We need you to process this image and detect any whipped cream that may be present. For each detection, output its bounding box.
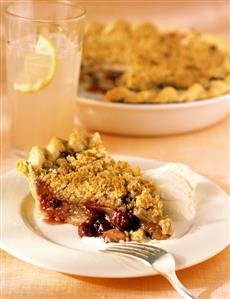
[144,163,197,222]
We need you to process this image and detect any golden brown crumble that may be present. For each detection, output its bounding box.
[17,129,172,241]
[81,20,230,103]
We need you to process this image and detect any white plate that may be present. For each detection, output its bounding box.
[75,93,230,136]
[1,155,229,278]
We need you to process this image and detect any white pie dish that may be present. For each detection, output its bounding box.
[75,93,230,136]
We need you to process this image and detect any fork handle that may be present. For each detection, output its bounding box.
[153,254,197,299]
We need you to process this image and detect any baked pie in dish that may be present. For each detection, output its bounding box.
[81,20,230,104]
[17,130,172,242]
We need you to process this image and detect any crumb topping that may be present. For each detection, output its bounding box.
[81,21,230,103]
[16,129,173,240]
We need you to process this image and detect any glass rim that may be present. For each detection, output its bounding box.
[5,1,86,23]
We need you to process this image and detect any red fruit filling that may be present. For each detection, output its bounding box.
[36,181,70,223]
[35,183,165,241]
[77,204,139,238]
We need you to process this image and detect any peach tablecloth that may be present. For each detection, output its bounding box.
[1,1,230,298]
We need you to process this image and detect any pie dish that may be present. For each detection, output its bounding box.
[75,92,230,136]
[16,130,172,242]
[81,20,230,104]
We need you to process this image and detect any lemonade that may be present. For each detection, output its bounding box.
[6,33,82,155]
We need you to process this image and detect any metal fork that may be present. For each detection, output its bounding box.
[102,242,196,299]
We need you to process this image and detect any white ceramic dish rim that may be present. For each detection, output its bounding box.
[76,93,230,110]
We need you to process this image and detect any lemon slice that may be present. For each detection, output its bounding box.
[14,35,57,93]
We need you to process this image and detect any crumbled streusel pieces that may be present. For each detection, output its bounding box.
[82,21,230,104]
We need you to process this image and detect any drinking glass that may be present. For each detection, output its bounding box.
[5,1,86,156]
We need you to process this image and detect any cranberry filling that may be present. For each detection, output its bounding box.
[83,70,123,93]
[78,222,96,237]
[104,70,123,82]
[77,205,139,238]
[35,183,164,241]
[36,181,70,223]
[111,210,139,231]
[78,205,112,238]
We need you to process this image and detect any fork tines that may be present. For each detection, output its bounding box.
[104,242,167,260]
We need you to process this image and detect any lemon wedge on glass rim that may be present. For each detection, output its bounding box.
[14,35,58,93]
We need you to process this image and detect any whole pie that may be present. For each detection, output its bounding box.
[17,130,172,242]
[81,20,230,104]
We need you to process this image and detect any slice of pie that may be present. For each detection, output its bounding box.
[17,129,172,242]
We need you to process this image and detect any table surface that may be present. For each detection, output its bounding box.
[1,1,230,299]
